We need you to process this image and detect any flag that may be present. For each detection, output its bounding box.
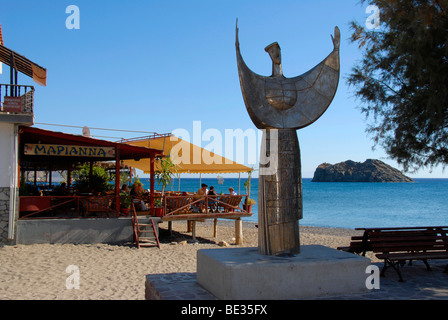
[0,23,3,74]
[32,64,47,86]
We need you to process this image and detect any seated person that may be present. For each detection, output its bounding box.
[130,183,137,196]
[195,183,208,211]
[56,182,68,196]
[132,198,148,211]
[207,186,218,212]
[228,187,237,195]
[130,183,148,211]
[208,186,216,196]
[196,183,208,197]
[136,183,146,197]
[121,184,130,194]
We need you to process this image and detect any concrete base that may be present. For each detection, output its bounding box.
[197,245,371,300]
[16,216,161,244]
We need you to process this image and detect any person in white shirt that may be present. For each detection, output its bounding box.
[228,187,237,195]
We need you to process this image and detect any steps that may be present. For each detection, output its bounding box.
[132,204,160,249]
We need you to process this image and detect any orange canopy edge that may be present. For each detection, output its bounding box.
[122,135,253,174]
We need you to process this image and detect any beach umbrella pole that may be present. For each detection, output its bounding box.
[238,173,241,194]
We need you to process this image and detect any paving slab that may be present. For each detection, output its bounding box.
[146,260,448,300]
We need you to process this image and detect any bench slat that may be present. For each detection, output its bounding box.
[377,252,448,260]
[369,235,445,242]
[356,226,448,231]
[370,231,446,238]
[372,242,448,252]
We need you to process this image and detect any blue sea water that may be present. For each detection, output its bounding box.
[139,177,448,230]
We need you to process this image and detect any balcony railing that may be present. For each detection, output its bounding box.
[0,84,34,114]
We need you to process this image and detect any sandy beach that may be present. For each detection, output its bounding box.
[0,221,375,300]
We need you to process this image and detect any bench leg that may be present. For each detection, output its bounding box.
[382,259,404,282]
[393,261,405,282]
[422,259,432,271]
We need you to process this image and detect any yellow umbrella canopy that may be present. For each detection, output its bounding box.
[122,135,252,174]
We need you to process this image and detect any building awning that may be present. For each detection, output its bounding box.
[122,135,253,174]
[0,24,3,46]
[0,44,47,86]
[19,126,164,171]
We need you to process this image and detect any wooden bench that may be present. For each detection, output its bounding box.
[218,195,244,213]
[337,234,371,256]
[166,195,193,215]
[80,196,114,217]
[339,226,448,281]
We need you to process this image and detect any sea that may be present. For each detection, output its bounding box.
[139,177,448,230]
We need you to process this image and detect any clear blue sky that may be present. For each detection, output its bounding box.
[1,0,446,178]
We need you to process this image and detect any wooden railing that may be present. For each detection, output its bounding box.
[0,84,34,114]
[163,194,248,217]
[18,193,252,220]
[119,132,172,144]
[19,195,118,219]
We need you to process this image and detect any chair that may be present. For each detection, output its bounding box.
[166,195,193,215]
[80,196,113,217]
[207,195,219,212]
[218,195,243,213]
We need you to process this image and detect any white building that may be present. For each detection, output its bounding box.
[0,29,47,244]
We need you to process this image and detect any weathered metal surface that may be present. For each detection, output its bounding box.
[236,23,340,130]
[236,21,340,256]
[258,129,302,255]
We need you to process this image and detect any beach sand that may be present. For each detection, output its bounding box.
[0,221,374,300]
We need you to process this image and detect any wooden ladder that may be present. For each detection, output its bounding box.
[132,204,160,249]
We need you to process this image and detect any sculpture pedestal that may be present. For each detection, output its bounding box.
[197,245,371,300]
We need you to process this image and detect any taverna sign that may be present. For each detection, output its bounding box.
[24,144,115,158]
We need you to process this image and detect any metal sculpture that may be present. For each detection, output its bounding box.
[236,21,340,256]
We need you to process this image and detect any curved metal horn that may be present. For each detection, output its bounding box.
[236,23,340,130]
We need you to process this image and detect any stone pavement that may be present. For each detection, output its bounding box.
[145,260,448,300]
[146,272,216,300]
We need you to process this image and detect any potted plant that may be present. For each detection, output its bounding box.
[243,198,257,213]
[154,198,164,217]
[120,192,131,215]
[155,156,177,196]
[154,156,177,216]
[243,168,256,212]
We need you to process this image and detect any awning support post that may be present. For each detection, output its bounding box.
[115,146,120,212]
[150,155,155,214]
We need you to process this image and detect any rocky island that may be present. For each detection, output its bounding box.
[311,159,414,182]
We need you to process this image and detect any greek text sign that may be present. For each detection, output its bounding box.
[3,96,22,112]
[24,144,115,158]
